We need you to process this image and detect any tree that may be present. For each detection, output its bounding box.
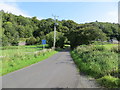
[1,10,119,47]
[3,21,19,45]
[2,35,9,46]
[26,37,36,45]
[17,15,31,26]
[46,31,65,48]
[61,20,77,29]
[116,24,120,41]
[16,25,25,38]
[36,37,41,44]
[68,26,107,49]
[24,25,33,38]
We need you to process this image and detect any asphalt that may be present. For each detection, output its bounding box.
[2,50,99,88]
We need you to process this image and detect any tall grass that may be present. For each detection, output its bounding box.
[71,44,119,88]
[2,49,57,75]
[1,44,49,57]
[1,45,57,76]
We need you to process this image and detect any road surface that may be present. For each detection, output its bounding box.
[2,50,99,88]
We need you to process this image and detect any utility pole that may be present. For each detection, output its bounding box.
[52,15,59,49]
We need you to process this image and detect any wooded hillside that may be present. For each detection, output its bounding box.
[1,10,119,48]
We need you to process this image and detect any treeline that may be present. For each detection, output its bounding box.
[1,10,120,48]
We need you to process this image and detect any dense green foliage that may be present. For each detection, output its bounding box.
[68,26,107,49]
[97,75,120,88]
[46,31,65,48]
[1,10,119,49]
[26,37,37,45]
[71,44,119,88]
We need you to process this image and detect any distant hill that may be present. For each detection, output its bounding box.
[1,10,119,48]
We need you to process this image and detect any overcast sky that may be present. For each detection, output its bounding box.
[0,0,119,24]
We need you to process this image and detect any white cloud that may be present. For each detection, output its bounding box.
[0,2,31,17]
[107,11,118,17]
[84,10,118,23]
[105,10,118,23]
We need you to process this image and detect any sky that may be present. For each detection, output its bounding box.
[0,0,119,24]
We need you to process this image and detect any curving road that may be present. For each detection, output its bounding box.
[2,50,99,88]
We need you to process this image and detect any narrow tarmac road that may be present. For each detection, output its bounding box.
[2,50,99,88]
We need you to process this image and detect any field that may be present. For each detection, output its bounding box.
[71,44,120,88]
[0,44,57,76]
[1,44,49,57]
[97,44,118,50]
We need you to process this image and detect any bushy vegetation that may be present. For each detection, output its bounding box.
[68,27,107,49]
[71,44,119,88]
[97,75,120,88]
[111,45,120,53]
[1,45,57,75]
[92,41,111,45]
[46,31,65,48]
[26,37,37,45]
[1,10,119,49]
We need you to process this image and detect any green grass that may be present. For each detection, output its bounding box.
[2,50,57,75]
[1,44,57,76]
[71,44,119,88]
[1,44,48,57]
[97,44,118,50]
[64,44,70,47]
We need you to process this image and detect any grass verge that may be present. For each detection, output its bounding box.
[71,44,120,88]
[2,49,57,76]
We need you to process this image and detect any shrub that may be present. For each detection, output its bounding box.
[36,37,41,44]
[93,45,106,51]
[71,45,118,78]
[46,31,65,48]
[71,44,119,87]
[111,46,120,53]
[97,75,120,88]
[11,41,19,46]
[92,41,110,45]
[26,37,36,45]
[75,45,106,54]
[2,36,10,46]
